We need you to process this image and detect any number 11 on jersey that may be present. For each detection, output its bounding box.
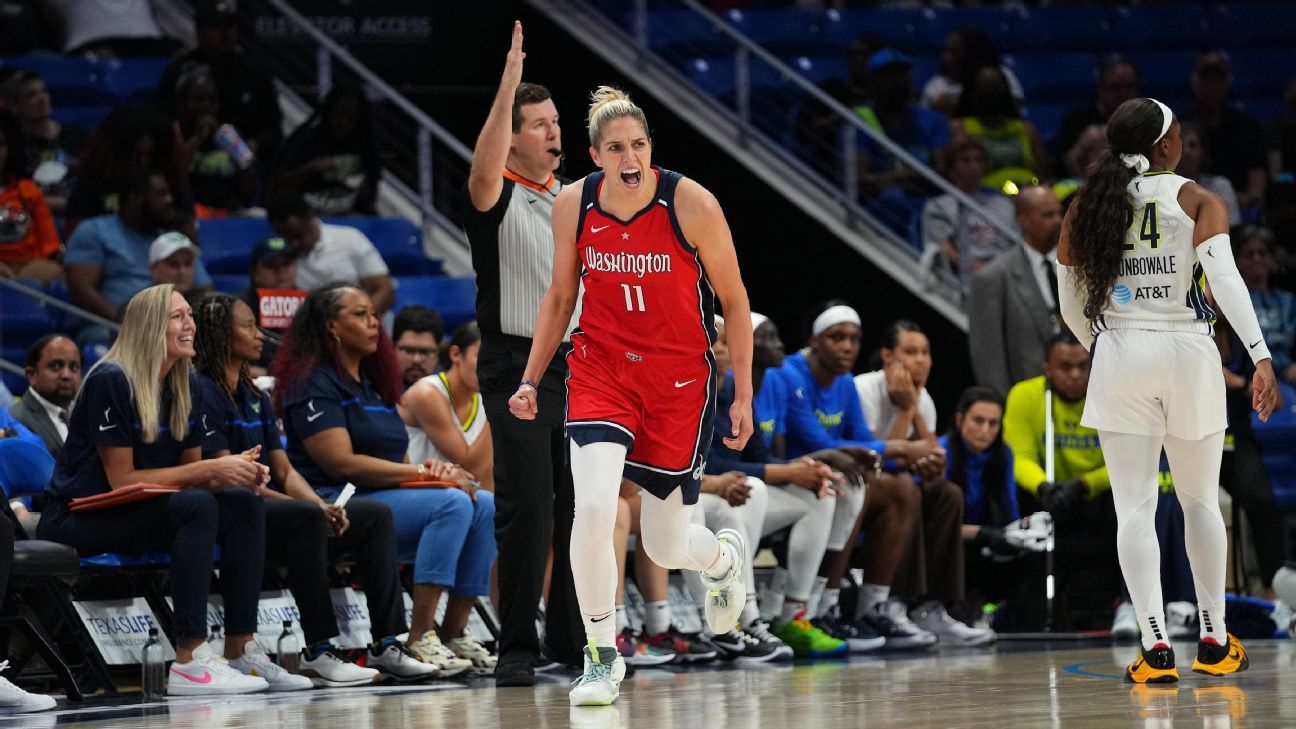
[621,283,646,312]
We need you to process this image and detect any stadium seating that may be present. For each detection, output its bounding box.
[394,275,477,330]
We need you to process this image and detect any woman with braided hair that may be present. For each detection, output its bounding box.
[191,292,435,685]
[1057,97,1280,683]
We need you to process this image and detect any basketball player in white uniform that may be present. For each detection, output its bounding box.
[1056,97,1280,683]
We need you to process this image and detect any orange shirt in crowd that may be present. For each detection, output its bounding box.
[0,178,60,263]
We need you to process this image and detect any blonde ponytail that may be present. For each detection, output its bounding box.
[587,85,650,148]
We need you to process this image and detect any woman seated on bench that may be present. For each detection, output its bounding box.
[191,292,436,686]
[273,284,497,676]
[37,284,269,697]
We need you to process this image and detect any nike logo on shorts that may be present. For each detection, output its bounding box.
[674,379,696,388]
[307,412,325,422]
[99,424,117,431]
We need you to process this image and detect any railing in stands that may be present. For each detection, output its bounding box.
[594,0,1028,299]
[242,0,474,261]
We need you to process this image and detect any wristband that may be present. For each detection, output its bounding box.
[519,379,538,390]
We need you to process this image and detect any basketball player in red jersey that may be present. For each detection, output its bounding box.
[510,86,753,706]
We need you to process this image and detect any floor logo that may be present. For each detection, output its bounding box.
[1112,284,1132,305]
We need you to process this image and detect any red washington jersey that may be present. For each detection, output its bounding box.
[573,166,717,362]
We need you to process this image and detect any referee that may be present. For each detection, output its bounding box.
[465,21,583,686]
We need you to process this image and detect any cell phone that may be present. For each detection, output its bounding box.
[333,483,356,509]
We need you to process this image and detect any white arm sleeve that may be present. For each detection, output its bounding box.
[1198,233,1272,364]
[1056,262,1095,351]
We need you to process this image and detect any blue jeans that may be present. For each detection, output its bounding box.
[342,487,495,595]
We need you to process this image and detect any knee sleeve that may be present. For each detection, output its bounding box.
[826,483,865,552]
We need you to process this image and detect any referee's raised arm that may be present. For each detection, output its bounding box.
[469,20,526,212]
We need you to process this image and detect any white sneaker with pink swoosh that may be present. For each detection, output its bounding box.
[168,642,269,696]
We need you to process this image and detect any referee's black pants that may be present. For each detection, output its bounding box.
[478,335,583,666]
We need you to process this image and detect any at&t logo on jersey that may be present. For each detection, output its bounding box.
[1112,284,1132,305]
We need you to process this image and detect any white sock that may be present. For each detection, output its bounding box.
[818,588,841,619]
[806,576,828,617]
[1199,604,1226,645]
[780,598,808,624]
[615,605,629,634]
[1139,610,1169,651]
[859,583,891,616]
[583,610,616,649]
[704,542,735,581]
[644,600,671,636]
[740,594,761,628]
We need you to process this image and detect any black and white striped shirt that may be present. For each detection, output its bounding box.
[464,174,578,339]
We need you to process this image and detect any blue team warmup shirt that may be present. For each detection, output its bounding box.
[707,372,780,480]
[776,351,886,459]
[281,365,407,495]
[194,373,281,469]
[753,368,789,442]
[47,361,201,500]
[940,434,1020,527]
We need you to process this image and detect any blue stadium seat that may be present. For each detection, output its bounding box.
[51,105,111,131]
[826,10,926,54]
[322,217,439,275]
[394,276,476,330]
[211,274,246,295]
[1254,382,1296,513]
[0,279,55,336]
[648,11,736,60]
[1108,6,1211,50]
[98,57,169,102]
[789,55,846,86]
[918,7,1016,53]
[196,217,272,274]
[1121,50,1196,102]
[1210,4,1296,48]
[683,57,800,104]
[1004,52,1098,104]
[1,53,112,105]
[1228,49,1296,99]
[1024,103,1071,147]
[1006,7,1111,53]
[0,368,24,401]
[728,10,823,57]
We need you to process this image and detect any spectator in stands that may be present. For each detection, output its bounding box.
[37,284,270,697]
[402,320,494,490]
[65,168,214,345]
[855,49,950,193]
[266,190,394,313]
[65,104,190,239]
[167,64,255,217]
[191,292,434,685]
[1054,58,1140,174]
[0,110,60,282]
[148,231,200,296]
[45,0,178,57]
[1176,121,1242,227]
[158,1,282,164]
[1,69,89,214]
[238,236,305,374]
[9,334,80,458]
[776,303,942,650]
[1217,313,1288,601]
[1235,225,1296,382]
[707,313,846,657]
[968,185,1062,396]
[920,135,1017,284]
[1267,76,1296,180]
[1185,51,1267,214]
[392,304,446,390]
[273,283,495,675]
[794,32,883,181]
[854,320,993,646]
[1053,123,1108,209]
[944,386,1047,631]
[952,67,1050,193]
[922,27,1024,119]
[274,82,381,216]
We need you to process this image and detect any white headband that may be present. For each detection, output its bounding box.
[812,305,861,336]
[1119,98,1174,173]
[750,312,769,333]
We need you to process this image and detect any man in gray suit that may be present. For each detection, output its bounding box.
[8,334,81,458]
[968,186,1064,396]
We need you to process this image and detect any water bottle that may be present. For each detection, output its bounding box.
[276,620,301,672]
[141,628,166,700]
[214,123,255,170]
